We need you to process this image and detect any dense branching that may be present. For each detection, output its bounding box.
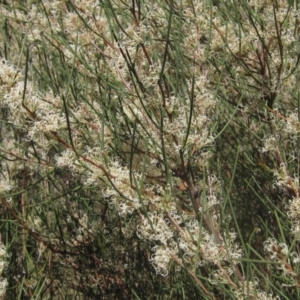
[0,0,300,299]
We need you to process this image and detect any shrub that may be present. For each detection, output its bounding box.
[0,0,300,299]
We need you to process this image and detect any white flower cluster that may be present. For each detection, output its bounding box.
[0,168,12,194]
[264,238,297,278]
[234,279,280,300]
[137,212,174,244]
[0,243,9,299]
[259,136,278,153]
[150,245,175,277]
[1,0,299,297]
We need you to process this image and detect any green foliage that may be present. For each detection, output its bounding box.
[0,0,300,299]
